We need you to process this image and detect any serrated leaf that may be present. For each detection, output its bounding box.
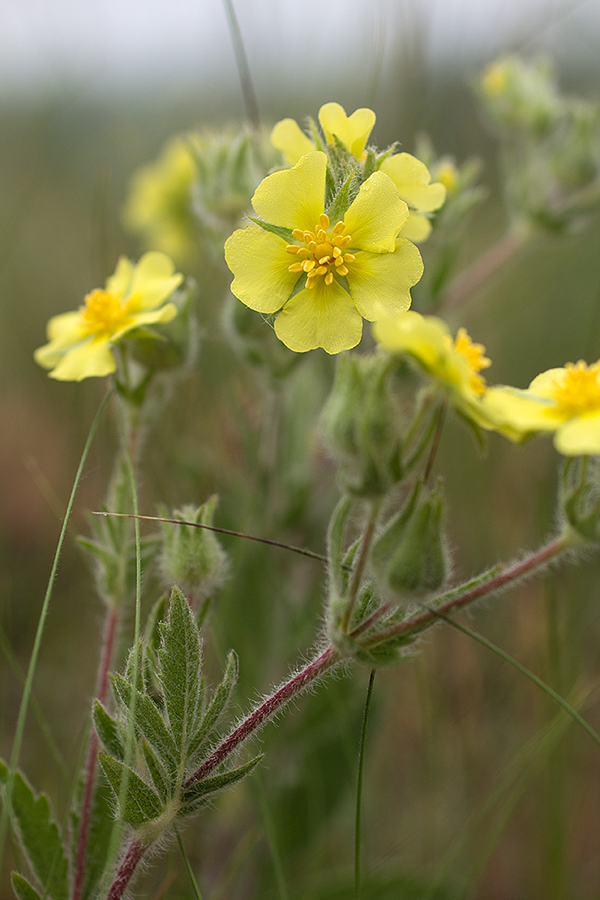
[99,754,163,828]
[180,754,263,816]
[11,873,43,900]
[158,587,203,757]
[5,771,69,900]
[246,216,295,243]
[187,650,238,761]
[93,701,124,761]
[111,674,178,772]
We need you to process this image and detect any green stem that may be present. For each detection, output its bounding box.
[0,388,112,867]
[355,670,376,900]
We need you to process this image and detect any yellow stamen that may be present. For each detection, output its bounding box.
[452,327,491,395]
[287,216,355,289]
[549,361,600,414]
[80,289,130,337]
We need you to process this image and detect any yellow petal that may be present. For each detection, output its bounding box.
[45,311,86,346]
[374,310,449,367]
[271,118,315,166]
[274,280,363,354]
[251,151,326,232]
[49,338,116,381]
[111,303,178,341]
[106,256,133,298]
[318,103,376,158]
[554,411,600,456]
[225,224,299,314]
[481,386,561,432]
[400,212,432,243]
[349,240,423,321]
[380,153,446,212]
[126,252,183,310]
[343,173,409,252]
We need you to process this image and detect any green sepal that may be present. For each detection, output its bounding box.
[179,754,264,816]
[99,754,163,828]
[11,873,43,900]
[362,147,379,180]
[187,650,238,761]
[246,216,295,243]
[158,586,203,757]
[326,171,355,224]
[326,495,355,597]
[111,674,178,772]
[93,700,125,761]
[0,769,69,900]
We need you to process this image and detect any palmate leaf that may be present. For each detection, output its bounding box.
[158,587,203,758]
[99,754,163,829]
[0,764,69,900]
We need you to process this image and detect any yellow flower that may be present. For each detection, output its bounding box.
[34,252,183,381]
[271,102,376,166]
[224,151,423,354]
[372,311,503,429]
[484,361,600,455]
[123,136,198,264]
[379,153,446,243]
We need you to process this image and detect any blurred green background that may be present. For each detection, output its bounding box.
[1,1,600,898]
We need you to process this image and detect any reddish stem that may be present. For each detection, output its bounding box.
[73,606,119,900]
[106,838,146,900]
[184,645,339,789]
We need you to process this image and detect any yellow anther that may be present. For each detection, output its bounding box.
[286,214,354,291]
[337,266,349,277]
[288,262,304,273]
[292,229,305,241]
[333,221,345,234]
[325,272,334,285]
[286,244,299,254]
[319,213,330,228]
[81,289,128,336]
[344,253,355,263]
[550,361,600,413]
[303,259,316,272]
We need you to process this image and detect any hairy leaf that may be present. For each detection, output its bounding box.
[111,674,178,772]
[187,650,238,760]
[99,754,163,828]
[11,873,43,900]
[93,701,124,761]
[158,587,203,757]
[2,770,69,900]
[180,754,263,816]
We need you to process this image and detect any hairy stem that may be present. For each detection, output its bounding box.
[73,605,119,900]
[106,838,146,900]
[363,534,568,649]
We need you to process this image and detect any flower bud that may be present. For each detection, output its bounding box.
[559,457,600,545]
[371,480,448,597]
[320,353,404,497]
[158,497,228,600]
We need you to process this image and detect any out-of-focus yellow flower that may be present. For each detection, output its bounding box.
[224,151,423,354]
[433,158,460,195]
[271,102,376,166]
[34,252,183,381]
[482,59,510,97]
[380,153,447,243]
[372,310,515,433]
[484,361,600,455]
[123,136,199,264]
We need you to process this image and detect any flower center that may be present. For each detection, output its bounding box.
[452,327,491,395]
[286,214,355,290]
[549,360,600,414]
[80,289,130,337]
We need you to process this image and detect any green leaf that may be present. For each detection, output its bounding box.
[141,741,171,801]
[69,774,115,900]
[326,171,355,224]
[111,674,178,772]
[180,754,264,816]
[99,754,163,829]
[93,701,124,761]
[187,650,238,760]
[11,873,43,900]
[4,771,69,900]
[158,587,203,757]
[246,216,295,243]
[326,495,354,596]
